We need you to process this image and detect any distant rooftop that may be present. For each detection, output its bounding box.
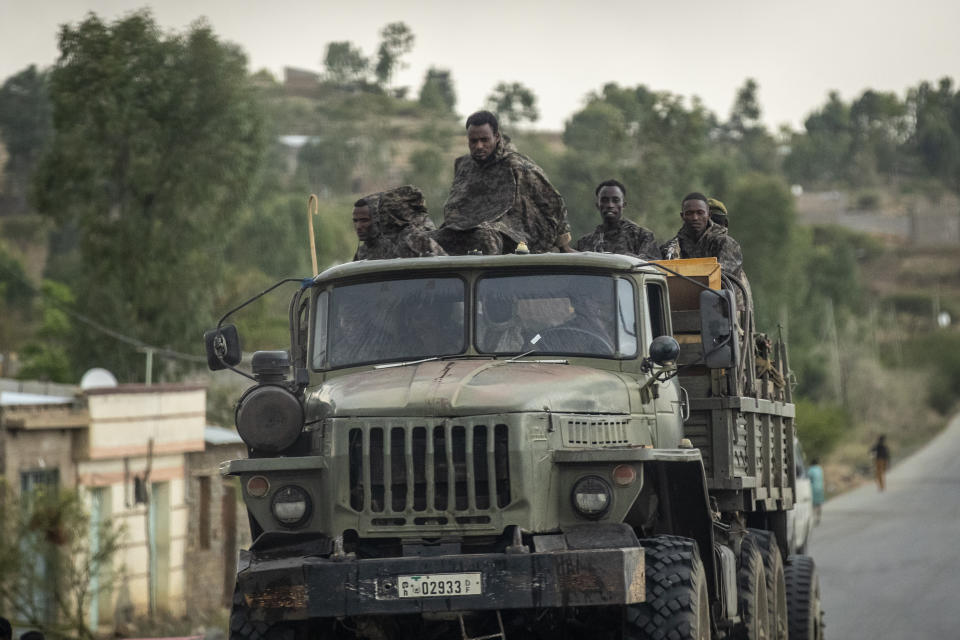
[278,134,311,148]
[205,425,243,446]
[0,390,74,406]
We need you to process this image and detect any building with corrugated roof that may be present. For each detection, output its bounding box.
[0,379,244,629]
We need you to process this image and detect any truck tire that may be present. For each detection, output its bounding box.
[748,529,788,640]
[624,536,710,640]
[733,533,770,640]
[784,555,824,640]
[230,586,302,640]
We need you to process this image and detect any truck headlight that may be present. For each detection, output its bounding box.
[571,476,612,519]
[271,485,311,527]
[235,385,304,453]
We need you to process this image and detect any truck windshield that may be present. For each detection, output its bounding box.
[476,274,635,358]
[314,277,466,369]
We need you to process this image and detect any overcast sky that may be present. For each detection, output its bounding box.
[2,0,958,132]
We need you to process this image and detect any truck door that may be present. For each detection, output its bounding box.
[645,281,684,446]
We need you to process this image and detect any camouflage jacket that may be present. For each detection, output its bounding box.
[574,218,662,259]
[441,136,570,253]
[353,186,446,261]
[660,222,743,277]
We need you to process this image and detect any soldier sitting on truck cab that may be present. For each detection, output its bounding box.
[435,110,573,255]
[353,186,446,261]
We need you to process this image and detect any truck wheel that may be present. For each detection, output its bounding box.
[784,555,824,640]
[624,536,710,640]
[748,529,788,640]
[733,533,770,640]
[230,586,302,640]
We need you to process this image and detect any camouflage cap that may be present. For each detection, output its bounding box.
[707,197,728,228]
[363,185,432,234]
[707,198,727,215]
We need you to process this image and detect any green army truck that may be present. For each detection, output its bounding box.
[205,252,824,640]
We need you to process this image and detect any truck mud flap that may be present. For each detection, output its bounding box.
[237,547,645,620]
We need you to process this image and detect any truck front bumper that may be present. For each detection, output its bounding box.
[237,546,645,620]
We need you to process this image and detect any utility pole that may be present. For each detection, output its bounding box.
[823,298,845,407]
[138,347,155,385]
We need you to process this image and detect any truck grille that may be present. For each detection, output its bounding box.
[564,418,629,447]
[348,423,511,519]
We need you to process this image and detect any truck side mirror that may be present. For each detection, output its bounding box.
[699,289,739,369]
[649,335,680,366]
[204,324,242,370]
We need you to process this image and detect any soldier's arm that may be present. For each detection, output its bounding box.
[716,235,744,275]
[660,237,680,260]
[634,228,663,260]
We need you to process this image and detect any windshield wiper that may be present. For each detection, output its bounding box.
[373,356,444,369]
[505,334,542,362]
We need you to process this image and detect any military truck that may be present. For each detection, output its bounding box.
[206,252,824,640]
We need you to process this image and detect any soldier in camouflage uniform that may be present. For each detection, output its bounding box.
[573,179,661,259]
[436,111,573,255]
[353,186,446,261]
[707,197,729,228]
[659,192,743,278]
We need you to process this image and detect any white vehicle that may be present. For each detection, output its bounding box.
[788,437,815,554]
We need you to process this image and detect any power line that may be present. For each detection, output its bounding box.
[0,261,206,364]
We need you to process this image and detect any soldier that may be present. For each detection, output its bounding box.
[574,179,661,259]
[660,192,744,279]
[707,197,728,228]
[436,110,573,255]
[353,186,446,261]
[352,198,390,261]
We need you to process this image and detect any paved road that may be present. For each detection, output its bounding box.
[809,413,960,639]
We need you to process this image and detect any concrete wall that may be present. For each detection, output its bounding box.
[184,442,251,612]
[1,383,208,629]
[86,385,205,460]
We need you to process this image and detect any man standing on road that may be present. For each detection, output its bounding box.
[436,110,573,255]
[870,435,891,491]
[573,180,661,259]
[808,458,825,524]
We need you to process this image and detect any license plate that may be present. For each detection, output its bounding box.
[398,572,482,598]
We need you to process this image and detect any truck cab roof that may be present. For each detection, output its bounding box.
[313,252,663,284]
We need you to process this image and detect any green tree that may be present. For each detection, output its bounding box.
[557,83,718,237]
[404,147,449,218]
[0,244,35,375]
[562,102,628,156]
[0,483,122,639]
[486,82,540,126]
[32,11,267,381]
[374,22,414,87]
[296,132,360,195]
[0,65,53,212]
[785,91,854,186]
[911,79,960,190]
[848,89,908,181]
[16,280,74,382]
[727,173,801,329]
[725,79,778,172]
[728,78,762,135]
[418,67,456,113]
[324,41,369,85]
